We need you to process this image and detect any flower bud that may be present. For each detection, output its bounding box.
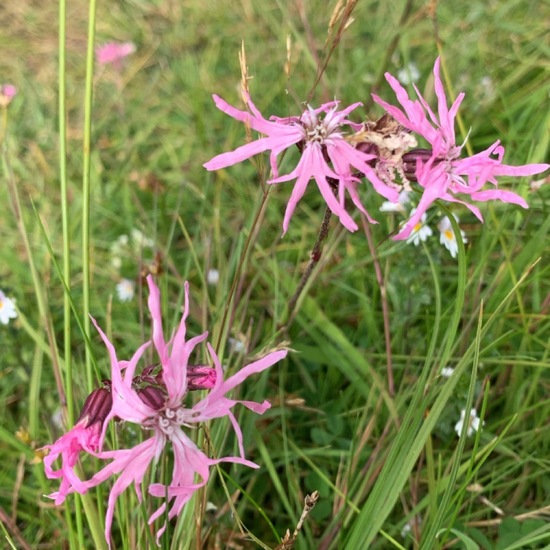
[402,148,433,180]
[76,385,112,429]
[187,365,217,390]
[137,385,166,410]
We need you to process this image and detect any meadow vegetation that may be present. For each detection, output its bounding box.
[1,0,549,548]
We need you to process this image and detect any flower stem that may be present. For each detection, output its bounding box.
[58,0,72,421]
[82,0,97,392]
[214,187,271,355]
[285,205,333,327]
[361,216,394,396]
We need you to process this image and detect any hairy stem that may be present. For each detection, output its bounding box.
[362,215,394,395]
[285,205,333,327]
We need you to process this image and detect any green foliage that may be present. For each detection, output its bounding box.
[0,0,549,548]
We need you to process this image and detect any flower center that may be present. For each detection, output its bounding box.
[154,406,186,438]
[305,123,328,143]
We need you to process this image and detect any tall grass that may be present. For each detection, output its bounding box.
[0,0,549,548]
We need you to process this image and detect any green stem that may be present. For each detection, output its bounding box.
[82,0,97,391]
[284,205,332,328]
[58,0,72,422]
[214,187,271,355]
[58,0,86,546]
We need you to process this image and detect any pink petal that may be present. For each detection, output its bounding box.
[95,42,135,64]
[469,189,528,207]
[146,275,168,365]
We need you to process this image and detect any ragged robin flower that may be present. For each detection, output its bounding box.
[372,57,549,239]
[204,91,399,233]
[43,275,286,546]
[43,384,113,504]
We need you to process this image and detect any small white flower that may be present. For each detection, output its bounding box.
[438,215,467,258]
[401,517,421,539]
[110,234,128,269]
[205,501,218,513]
[530,177,548,192]
[397,62,420,85]
[111,230,155,270]
[477,75,496,103]
[207,269,220,286]
[51,408,65,430]
[406,210,433,246]
[441,367,454,378]
[0,290,17,325]
[116,278,135,302]
[454,408,482,438]
[228,337,246,353]
[130,228,154,251]
[380,190,411,213]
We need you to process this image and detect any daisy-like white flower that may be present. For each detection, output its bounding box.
[454,408,482,438]
[115,278,135,301]
[204,91,399,233]
[0,290,17,325]
[95,42,135,66]
[372,58,549,240]
[438,215,467,258]
[405,209,432,246]
[44,275,287,546]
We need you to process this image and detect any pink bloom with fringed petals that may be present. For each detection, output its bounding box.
[51,275,286,546]
[43,385,113,504]
[373,57,549,240]
[204,92,398,233]
[43,419,102,505]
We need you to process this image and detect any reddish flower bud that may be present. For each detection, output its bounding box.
[76,385,112,429]
[402,148,433,181]
[187,365,217,390]
[137,385,166,410]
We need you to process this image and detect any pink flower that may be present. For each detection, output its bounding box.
[42,386,112,504]
[373,58,549,239]
[95,42,135,66]
[204,92,398,233]
[46,275,287,546]
[0,84,17,107]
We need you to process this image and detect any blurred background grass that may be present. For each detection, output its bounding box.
[1,0,549,548]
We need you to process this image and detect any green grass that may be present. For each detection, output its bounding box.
[1,0,549,548]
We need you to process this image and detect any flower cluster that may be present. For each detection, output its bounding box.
[380,193,467,258]
[205,58,548,240]
[43,275,286,546]
[42,55,548,547]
